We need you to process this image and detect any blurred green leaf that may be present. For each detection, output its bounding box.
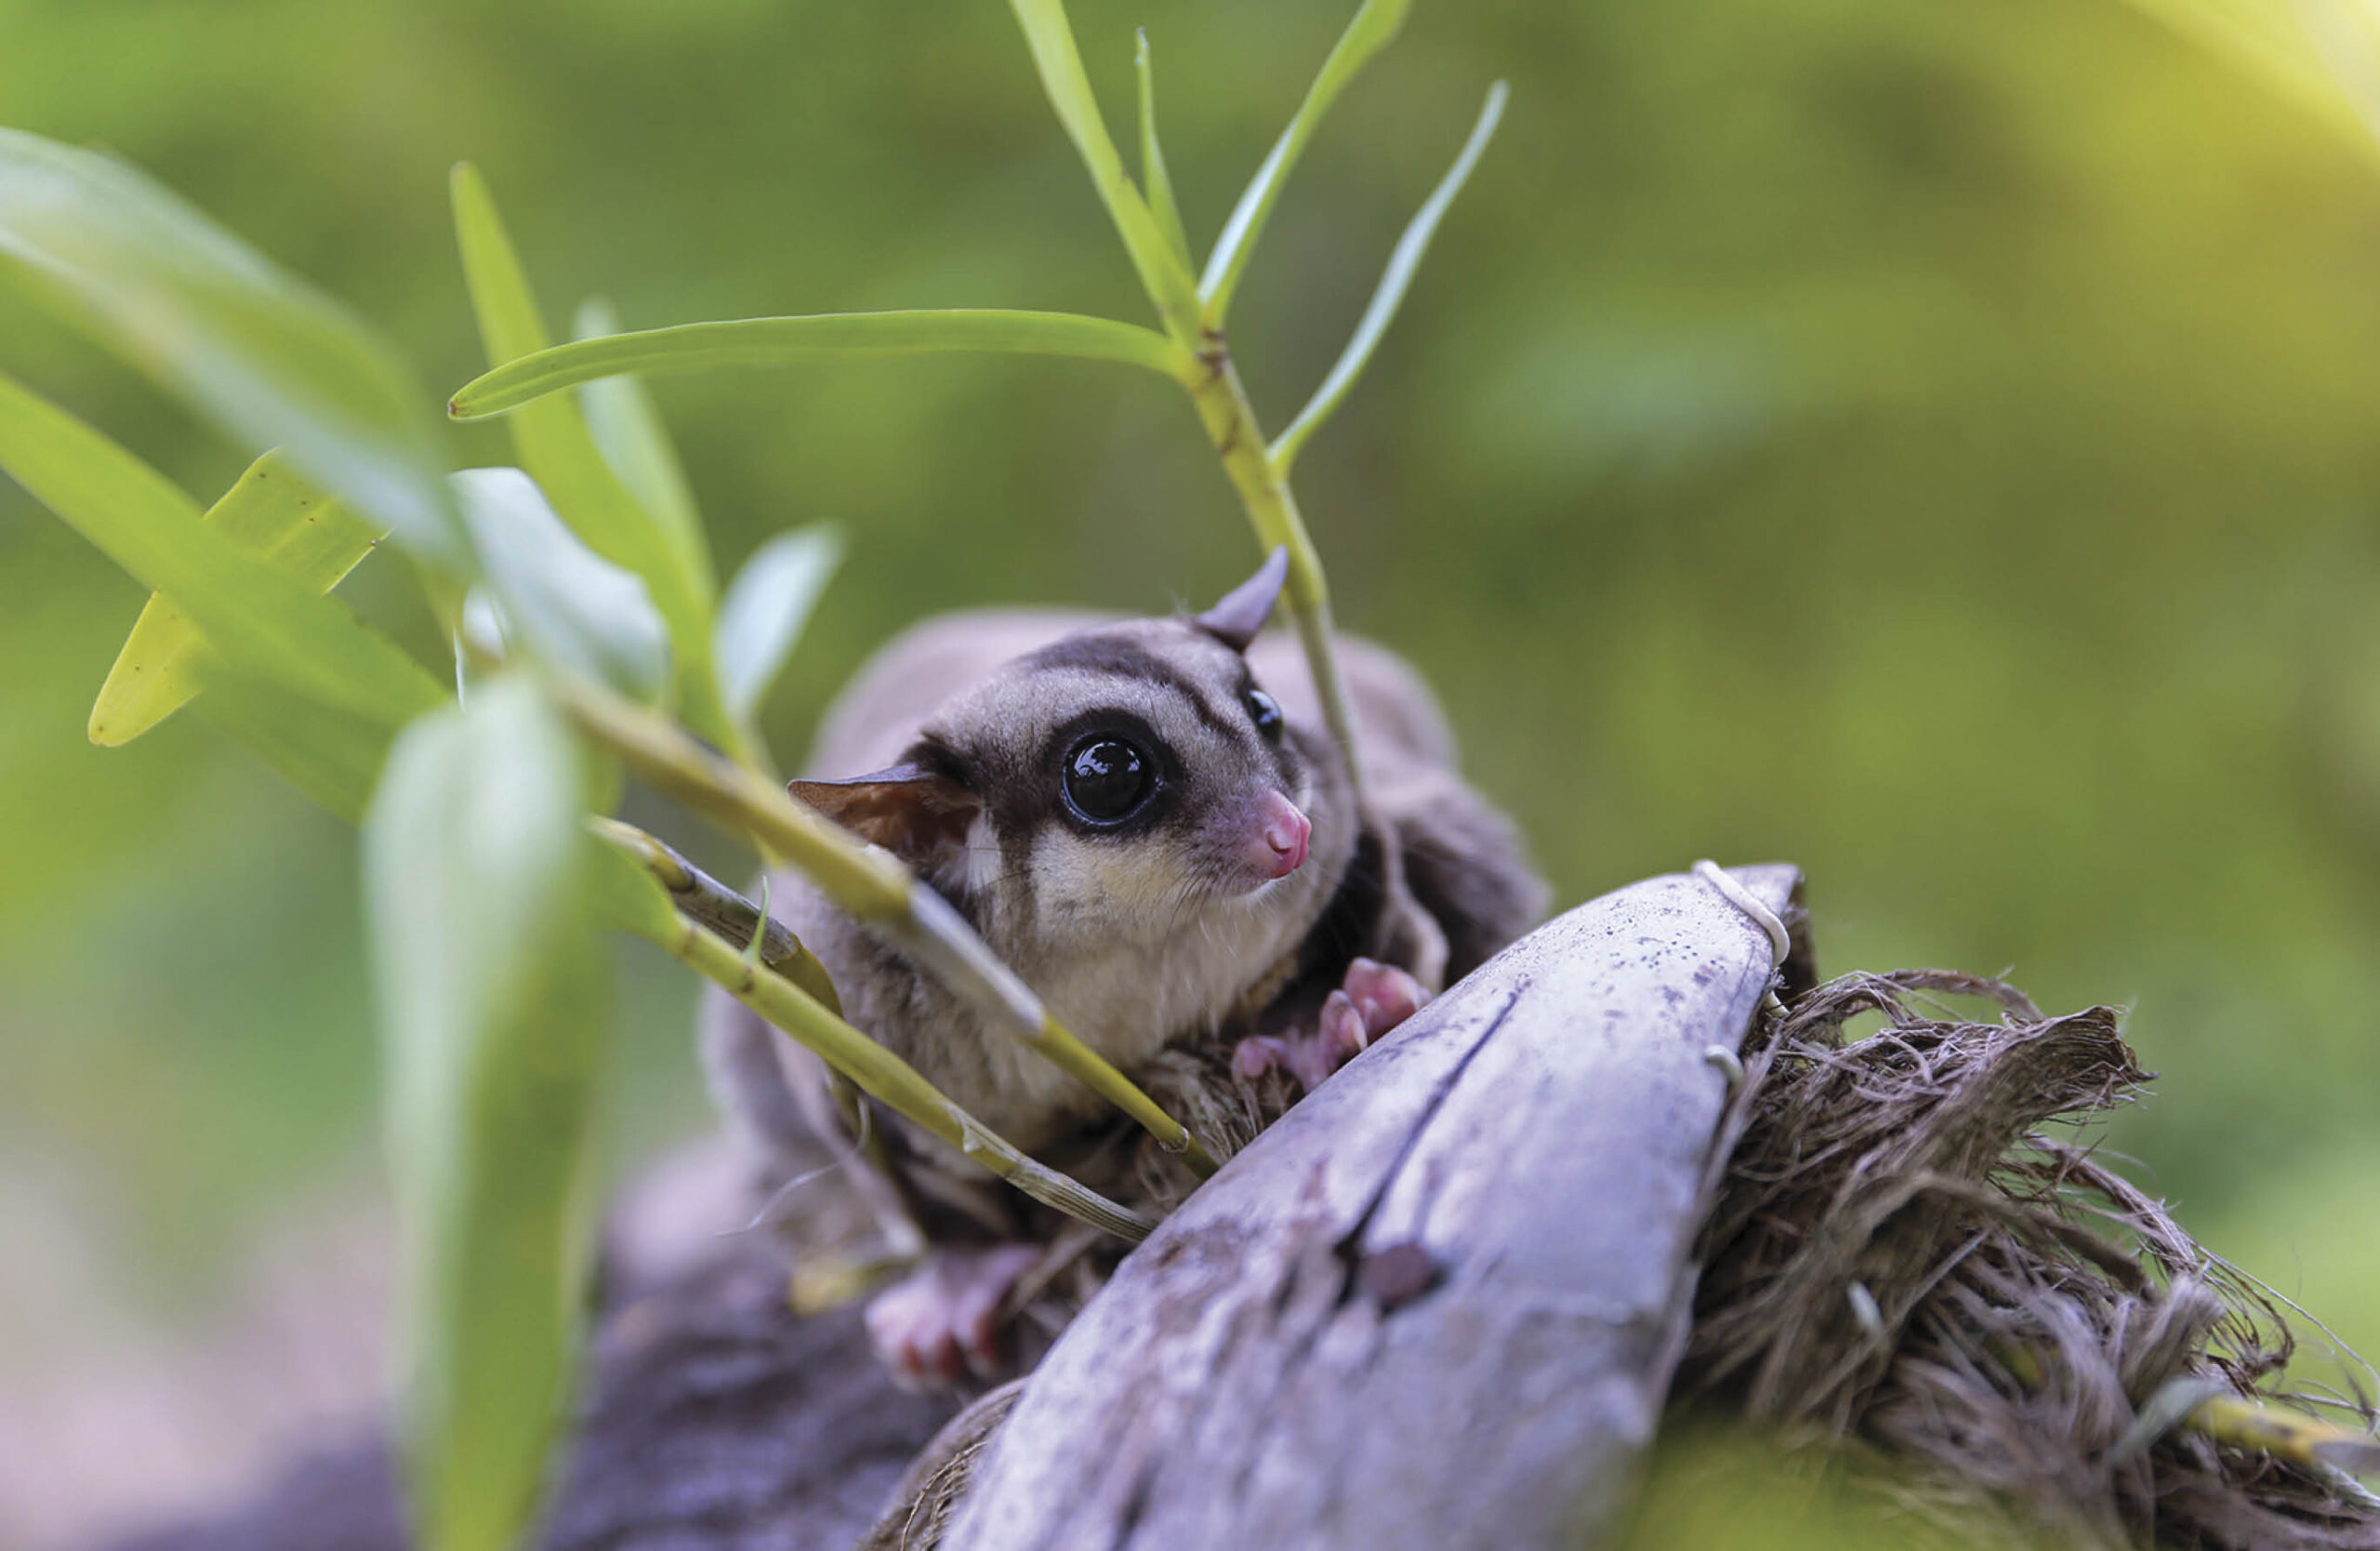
[715,524,843,725]
[572,296,711,589]
[364,675,606,1551]
[0,127,465,566]
[1134,30,1196,278]
[1617,1428,1924,1551]
[581,828,681,942]
[447,310,1194,418]
[1272,82,1506,475]
[450,165,731,745]
[451,467,671,705]
[193,660,401,823]
[1004,0,1202,338]
[89,450,382,746]
[0,365,446,732]
[1199,0,1415,324]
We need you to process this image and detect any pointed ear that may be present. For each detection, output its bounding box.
[1194,546,1289,653]
[789,762,979,865]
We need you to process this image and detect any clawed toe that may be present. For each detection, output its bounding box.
[1233,1033,1290,1080]
[865,1243,1041,1387]
[1342,957,1427,1040]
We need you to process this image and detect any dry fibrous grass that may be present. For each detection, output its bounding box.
[1680,969,2380,1550]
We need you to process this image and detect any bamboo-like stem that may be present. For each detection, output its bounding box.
[559,674,910,915]
[1174,344,1366,789]
[643,900,1157,1242]
[996,0,1359,783]
[557,675,1219,1177]
[592,816,931,1268]
[2188,1393,2380,1478]
[589,815,844,1014]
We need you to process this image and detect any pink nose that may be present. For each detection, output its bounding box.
[1252,790,1311,880]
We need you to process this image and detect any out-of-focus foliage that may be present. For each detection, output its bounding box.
[0,125,463,562]
[713,524,843,727]
[364,677,606,1551]
[4,0,2379,1500]
[1617,1427,1980,1551]
[86,451,381,748]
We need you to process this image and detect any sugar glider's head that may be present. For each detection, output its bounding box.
[792,550,1354,1039]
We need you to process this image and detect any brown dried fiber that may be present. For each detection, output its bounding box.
[1679,969,2380,1550]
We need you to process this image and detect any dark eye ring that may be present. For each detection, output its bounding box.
[1244,687,1285,746]
[1061,736,1157,824]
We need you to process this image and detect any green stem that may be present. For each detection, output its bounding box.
[590,815,844,1014]
[650,904,1157,1242]
[1177,341,1365,790]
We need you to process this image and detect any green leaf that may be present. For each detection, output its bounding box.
[572,296,712,590]
[1198,0,1416,324]
[364,676,606,1551]
[193,660,403,823]
[1002,0,1202,338]
[89,450,383,746]
[451,467,671,705]
[448,310,1194,418]
[1134,30,1196,277]
[581,827,681,941]
[715,524,843,724]
[450,166,732,746]
[1272,82,1507,475]
[0,127,464,565]
[0,365,447,733]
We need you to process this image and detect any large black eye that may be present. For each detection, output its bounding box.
[1062,736,1155,823]
[1244,687,1285,745]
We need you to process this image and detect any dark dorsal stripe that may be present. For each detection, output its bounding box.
[1021,632,1238,746]
[1295,821,1387,992]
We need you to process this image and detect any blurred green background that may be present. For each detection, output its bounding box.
[4,0,2378,1538]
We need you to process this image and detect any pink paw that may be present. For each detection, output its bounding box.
[1232,957,1429,1094]
[864,1242,1041,1386]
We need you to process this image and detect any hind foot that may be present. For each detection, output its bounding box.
[865,1242,1041,1387]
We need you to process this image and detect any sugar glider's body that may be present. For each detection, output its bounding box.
[701,558,1545,1378]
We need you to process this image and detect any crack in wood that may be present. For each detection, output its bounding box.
[1330,981,1527,1296]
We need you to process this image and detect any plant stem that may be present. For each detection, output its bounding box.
[651,904,1157,1242]
[2188,1393,2380,1478]
[557,675,1219,1176]
[589,815,844,1014]
[1176,341,1366,790]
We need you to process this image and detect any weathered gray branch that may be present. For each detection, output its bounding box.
[919,863,1807,1551]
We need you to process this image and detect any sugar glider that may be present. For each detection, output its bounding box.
[702,550,1546,1383]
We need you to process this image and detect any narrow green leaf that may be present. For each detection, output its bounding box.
[193,659,403,823]
[1003,0,1202,338]
[572,296,712,590]
[0,127,464,565]
[1272,82,1507,475]
[364,676,606,1551]
[451,468,671,705]
[90,450,383,745]
[0,366,446,732]
[1134,31,1195,277]
[715,525,843,724]
[581,824,681,942]
[449,310,1194,418]
[1198,0,1416,324]
[450,166,730,744]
